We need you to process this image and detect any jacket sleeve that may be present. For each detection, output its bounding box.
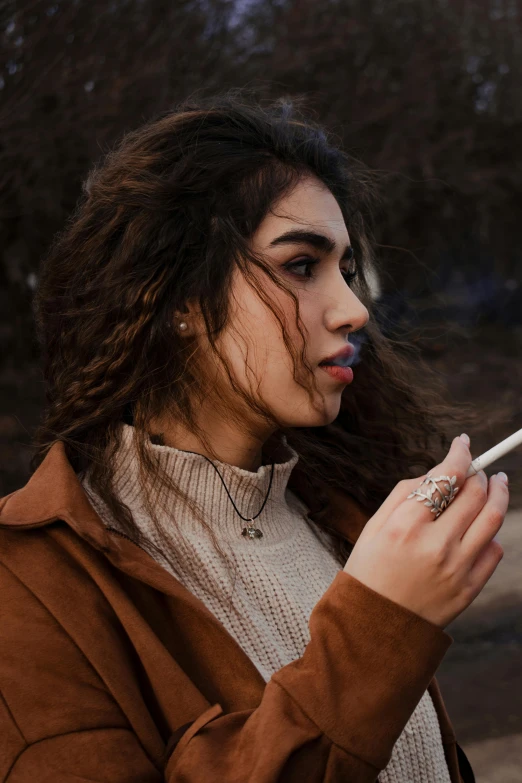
[163,569,453,781]
[0,560,453,783]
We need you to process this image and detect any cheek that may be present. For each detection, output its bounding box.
[218,278,315,392]
[210,297,277,389]
[252,296,317,390]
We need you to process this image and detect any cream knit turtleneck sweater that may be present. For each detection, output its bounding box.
[81,423,451,783]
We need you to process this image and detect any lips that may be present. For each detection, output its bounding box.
[320,364,354,383]
[319,343,355,366]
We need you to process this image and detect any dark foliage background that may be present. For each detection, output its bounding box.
[1,0,521,495]
[2,0,522,364]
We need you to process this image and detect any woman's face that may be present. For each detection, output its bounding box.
[200,174,370,432]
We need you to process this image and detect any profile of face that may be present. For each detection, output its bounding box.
[193,174,370,434]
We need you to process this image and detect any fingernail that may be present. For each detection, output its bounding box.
[459,433,470,446]
[497,472,509,485]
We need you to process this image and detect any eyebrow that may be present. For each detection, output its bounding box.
[268,229,354,261]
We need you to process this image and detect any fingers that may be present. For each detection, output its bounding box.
[369,435,482,532]
[460,473,510,562]
[369,476,427,530]
[466,541,504,603]
[438,435,473,492]
[437,464,489,537]
[400,436,476,525]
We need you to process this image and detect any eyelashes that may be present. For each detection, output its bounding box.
[284,256,358,284]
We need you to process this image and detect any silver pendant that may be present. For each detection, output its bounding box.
[241,525,263,539]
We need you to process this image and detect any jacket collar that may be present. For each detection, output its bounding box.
[0,440,370,548]
[0,441,113,552]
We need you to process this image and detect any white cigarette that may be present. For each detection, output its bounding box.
[465,427,522,478]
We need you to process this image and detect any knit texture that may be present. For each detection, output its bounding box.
[81,422,451,782]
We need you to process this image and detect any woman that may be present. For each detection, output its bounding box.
[0,89,507,781]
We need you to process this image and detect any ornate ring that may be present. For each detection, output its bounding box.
[406,472,460,519]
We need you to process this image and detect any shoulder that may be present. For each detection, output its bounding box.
[0,522,123,644]
[0,519,100,585]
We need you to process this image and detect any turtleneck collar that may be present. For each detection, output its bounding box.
[102,423,304,546]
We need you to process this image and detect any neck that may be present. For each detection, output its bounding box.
[146,415,282,473]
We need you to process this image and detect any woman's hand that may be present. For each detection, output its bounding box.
[343,436,509,629]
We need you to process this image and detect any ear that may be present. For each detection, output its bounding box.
[173,298,205,336]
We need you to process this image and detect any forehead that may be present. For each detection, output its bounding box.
[254,176,350,248]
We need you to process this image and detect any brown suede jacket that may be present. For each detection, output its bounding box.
[0,441,476,782]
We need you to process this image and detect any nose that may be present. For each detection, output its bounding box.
[327,288,369,334]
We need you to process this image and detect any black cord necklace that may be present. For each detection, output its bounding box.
[183,451,275,539]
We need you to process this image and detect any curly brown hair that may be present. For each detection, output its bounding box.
[29,87,493,608]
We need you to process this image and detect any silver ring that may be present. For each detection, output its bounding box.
[406,472,460,519]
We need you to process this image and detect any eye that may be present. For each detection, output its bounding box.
[284,256,358,284]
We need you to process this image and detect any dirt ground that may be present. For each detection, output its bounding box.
[1,319,521,781]
[418,322,522,781]
[437,504,522,781]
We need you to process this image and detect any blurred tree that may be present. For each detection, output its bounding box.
[229,0,522,299]
[0,0,240,363]
[1,0,522,369]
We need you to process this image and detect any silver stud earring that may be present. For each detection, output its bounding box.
[178,321,188,331]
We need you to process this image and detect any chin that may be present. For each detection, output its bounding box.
[287,398,341,429]
[324,401,342,424]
